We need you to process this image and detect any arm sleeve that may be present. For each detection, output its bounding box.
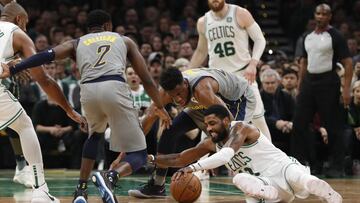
[190,147,235,171]
[10,49,56,75]
[246,22,266,61]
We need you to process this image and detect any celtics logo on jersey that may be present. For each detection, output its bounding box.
[0,30,4,38]
[226,17,232,23]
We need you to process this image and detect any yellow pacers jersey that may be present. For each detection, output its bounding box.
[205,4,251,72]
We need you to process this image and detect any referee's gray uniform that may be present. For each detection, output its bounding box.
[77,31,146,152]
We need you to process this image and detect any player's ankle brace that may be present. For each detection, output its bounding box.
[82,132,102,159]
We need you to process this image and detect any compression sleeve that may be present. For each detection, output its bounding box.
[189,147,235,171]
[10,49,56,75]
[246,22,266,61]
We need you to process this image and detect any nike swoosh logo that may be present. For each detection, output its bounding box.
[44,191,55,201]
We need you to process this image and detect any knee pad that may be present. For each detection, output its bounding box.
[82,132,103,160]
[123,149,147,172]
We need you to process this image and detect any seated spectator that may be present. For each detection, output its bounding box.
[125,66,151,116]
[346,81,360,174]
[281,68,299,100]
[260,69,295,154]
[164,55,175,69]
[32,97,76,168]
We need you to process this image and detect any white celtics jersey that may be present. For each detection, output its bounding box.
[216,121,289,177]
[0,21,19,90]
[205,4,251,73]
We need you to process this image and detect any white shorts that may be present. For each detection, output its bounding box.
[0,87,24,130]
[257,157,311,202]
[233,72,264,118]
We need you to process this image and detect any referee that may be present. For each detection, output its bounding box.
[292,3,353,177]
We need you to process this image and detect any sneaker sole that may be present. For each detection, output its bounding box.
[306,179,343,203]
[73,196,87,203]
[128,189,166,198]
[92,172,117,203]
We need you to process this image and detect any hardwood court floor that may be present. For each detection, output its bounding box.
[0,170,359,202]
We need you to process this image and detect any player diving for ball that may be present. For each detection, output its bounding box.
[149,105,342,203]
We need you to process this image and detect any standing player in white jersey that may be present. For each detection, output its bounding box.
[189,0,271,140]
[0,2,86,202]
[151,105,342,203]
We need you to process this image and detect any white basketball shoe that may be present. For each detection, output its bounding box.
[31,183,60,203]
[305,179,342,203]
[13,165,33,188]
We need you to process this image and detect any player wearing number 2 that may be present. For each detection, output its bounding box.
[151,105,342,203]
[1,9,171,203]
[189,0,271,141]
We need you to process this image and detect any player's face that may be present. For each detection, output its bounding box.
[314,6,331,28]
[208,0,225,12]
[205,114,228,143]
[166,81,189,107]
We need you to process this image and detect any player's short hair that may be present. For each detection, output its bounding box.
[87,9,111,29]
[204,105,230,120]
[159,67,184,91]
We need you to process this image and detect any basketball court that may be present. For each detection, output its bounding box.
[0,170,359,202]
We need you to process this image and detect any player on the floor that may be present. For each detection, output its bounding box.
[150,104,342,203]
[0,2,86,203]
[189,0,271,141]
[0,9,170,203]
[127,67,256,198]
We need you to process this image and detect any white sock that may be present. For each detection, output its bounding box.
[252,116,272,141]
[9,112,45,187]
[31,163,46,188]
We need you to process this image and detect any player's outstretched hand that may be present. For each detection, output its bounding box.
[67,110,88,133]
[243,64,257,84]
[0,63,10,79]
[156,107,172,129]
[172,167,193,181]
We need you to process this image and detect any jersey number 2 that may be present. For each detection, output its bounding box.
[214,41,235,58]
[94,45,111,67]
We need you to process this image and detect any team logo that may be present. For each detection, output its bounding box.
[226,17,232,23]
[0,31,4,38]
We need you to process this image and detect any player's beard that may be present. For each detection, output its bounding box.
[211,125,228,143]
[208,0,225,12]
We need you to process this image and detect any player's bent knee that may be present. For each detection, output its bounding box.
[82,132,103,159]
[123,149,147,172]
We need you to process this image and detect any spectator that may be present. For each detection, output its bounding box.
[164,55,175,69]
[178,41,193,61]
[281,68,299,99]
[125,66,151,116]
[140,43,153,60]
[34,34,49,52]
[260,69,295,154]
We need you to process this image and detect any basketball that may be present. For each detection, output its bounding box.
[170,173,202,203]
